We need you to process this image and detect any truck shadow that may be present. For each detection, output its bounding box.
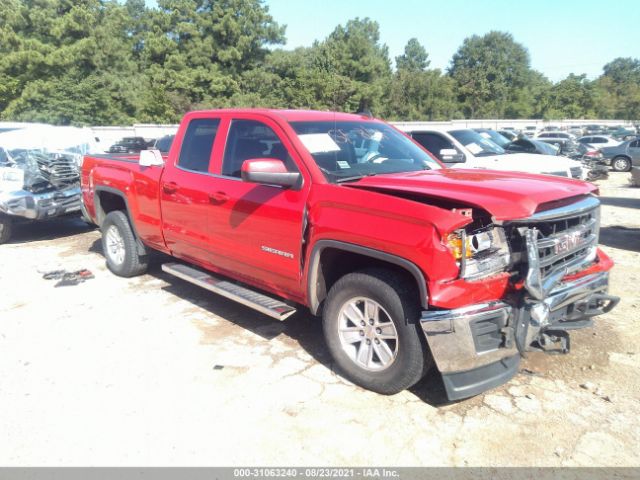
[140,260,452,406]
[598,196,640,209]
[599,226,640,253]
[7,216,96,244]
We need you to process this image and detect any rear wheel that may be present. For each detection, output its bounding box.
[0,214,12,244]
[322,269,431,394]
[612,156,631,172]
[101,210,148,277]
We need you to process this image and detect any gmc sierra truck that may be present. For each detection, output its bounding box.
[82,109,619,400]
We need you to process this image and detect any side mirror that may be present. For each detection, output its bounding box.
[139,149,164,167]
[241,159,301,188]
[439,148,465,163]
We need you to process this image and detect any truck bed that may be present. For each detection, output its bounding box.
[82,154,167,252]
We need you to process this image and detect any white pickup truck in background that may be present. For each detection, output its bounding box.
[395,124,585,179]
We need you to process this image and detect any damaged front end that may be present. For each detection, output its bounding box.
[420,195,619,400]
[0,147,82,221]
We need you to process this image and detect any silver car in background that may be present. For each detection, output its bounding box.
[599,138,640,172]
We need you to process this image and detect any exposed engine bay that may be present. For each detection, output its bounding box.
[0,147,80,193]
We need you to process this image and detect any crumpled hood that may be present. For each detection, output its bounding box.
[346,168,596,221]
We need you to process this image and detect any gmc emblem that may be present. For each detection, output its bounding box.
[554,230,585,255]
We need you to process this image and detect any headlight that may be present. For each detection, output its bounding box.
[0,167,25,191]
[446,226,511,280]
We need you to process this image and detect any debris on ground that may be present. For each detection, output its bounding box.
[41,269,95,287]
[580,382,596,391]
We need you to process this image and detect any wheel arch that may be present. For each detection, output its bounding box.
[307,240,428,315]
[95,186,147,256]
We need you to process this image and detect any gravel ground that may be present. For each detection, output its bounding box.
[0,173,638,467]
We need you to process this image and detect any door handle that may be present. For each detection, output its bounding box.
[209,191,229,204]
[162,182,178,194]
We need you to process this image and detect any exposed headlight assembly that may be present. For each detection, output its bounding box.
[446,226,511,280]
[0,167,25,192]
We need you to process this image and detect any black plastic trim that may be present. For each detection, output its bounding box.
[307,239,429,314]
[441,354,521,401]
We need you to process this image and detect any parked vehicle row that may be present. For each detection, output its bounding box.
[498,124,639,142]
[394,125,585,179]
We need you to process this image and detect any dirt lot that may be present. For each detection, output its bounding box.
[0,173,638,467]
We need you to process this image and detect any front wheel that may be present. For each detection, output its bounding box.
[612,156,631,172]
[322,269,432,394]
[101,210,148,277]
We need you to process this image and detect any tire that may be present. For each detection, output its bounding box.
[0,214,12,244]
[322,268,432,395]
[101,210,148,277]
[612,156,631,172]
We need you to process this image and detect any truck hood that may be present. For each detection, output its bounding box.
[346,169,596,221]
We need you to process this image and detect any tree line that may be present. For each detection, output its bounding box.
[1,0,639,126]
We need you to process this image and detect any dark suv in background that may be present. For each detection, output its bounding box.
[107,137,149,154]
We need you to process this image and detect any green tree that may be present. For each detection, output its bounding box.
[395,38,430,72]
[543,73,596,119]
[386,38,457,120]
[312,18,392,113]
[594,57,640,120]
[0,0,140,124]
[448,31,533,118]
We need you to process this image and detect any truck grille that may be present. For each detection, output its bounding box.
[37,153,79,189]
[507,196,600,299]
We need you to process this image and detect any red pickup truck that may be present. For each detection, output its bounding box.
[82,109,619,400]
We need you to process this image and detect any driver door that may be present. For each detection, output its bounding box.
[205,116,310,298]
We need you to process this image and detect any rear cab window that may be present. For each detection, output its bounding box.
[178,118,221,173]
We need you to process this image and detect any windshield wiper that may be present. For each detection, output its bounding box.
[335,173,377,183]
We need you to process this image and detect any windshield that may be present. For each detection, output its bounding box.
[289,121,441,182]
[475,129,511,148]
[531,139,559,155]
[449,129,506,156]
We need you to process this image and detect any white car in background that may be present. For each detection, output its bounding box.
[396,126,585,179]
[537,131,577,141]
[577,135,621,149]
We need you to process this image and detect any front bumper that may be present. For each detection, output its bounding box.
[0,186,82,220]
[421,269,618,400]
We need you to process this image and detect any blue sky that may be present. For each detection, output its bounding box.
[144,0,640,82]
[263,0,639,81]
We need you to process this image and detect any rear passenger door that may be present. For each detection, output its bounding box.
[160,117,223,263]
[205,116,310,298]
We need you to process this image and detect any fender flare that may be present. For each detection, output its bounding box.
[307,240,429,315]
[94,186,147,256]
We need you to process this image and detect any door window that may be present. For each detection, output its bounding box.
[222,119,297,178]
[178,118,221,173]
[411,132,456,160]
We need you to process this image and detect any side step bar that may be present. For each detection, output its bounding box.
[161,263,297,321]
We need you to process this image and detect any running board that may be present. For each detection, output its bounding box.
[161,263,297,321]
